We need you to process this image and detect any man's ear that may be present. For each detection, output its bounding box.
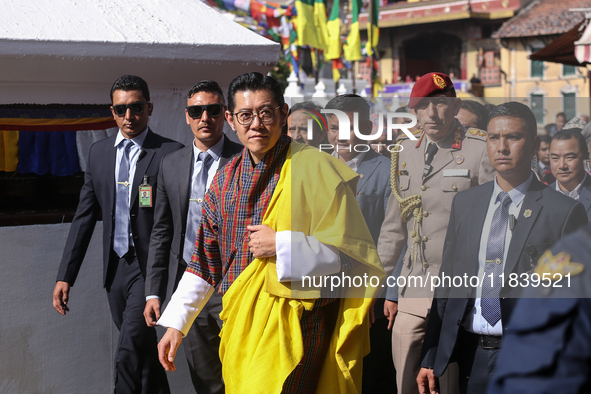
[533,135,541,156]
[147,103,153,116]
[225,110,236,131]
[280,103,289,126]
[452,98,462,116]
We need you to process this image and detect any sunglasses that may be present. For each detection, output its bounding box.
[112,102,151,116]
[186,104,224,119]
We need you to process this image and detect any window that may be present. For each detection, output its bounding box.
[563,65,577,77]
[563,92,576,121]
[530,47,544,78]
[531,94,544,124]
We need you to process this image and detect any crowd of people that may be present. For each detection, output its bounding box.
[51,71,591,394]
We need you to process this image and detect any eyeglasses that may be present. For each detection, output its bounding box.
[112,102,151,116]
[232,106,282,126]
[186,104,224,119]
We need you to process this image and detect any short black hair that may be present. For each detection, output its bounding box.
[556,112,567,120]
[488,101,537,138]
[227,72,284,112]
[187,80,225,103]
[460,100,489,130]
[539,135,552,144]
[289,101,324,116]
[110,75,150,103]
[552,129,590,159]
[395,106,409,114]
[325,93,370,122]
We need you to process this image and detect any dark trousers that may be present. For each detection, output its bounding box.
[361,301,397,394]
[455,328,500,394]
[183,289,224,394]
[106,252,170,394]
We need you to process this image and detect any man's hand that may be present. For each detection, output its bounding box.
[53,281,71,315]
[384,300,398,330]
[417,367,439,394]
[158,327,183,372]
[247,224,276,258]
[144,298,162,327]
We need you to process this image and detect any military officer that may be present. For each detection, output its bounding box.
[488,224,591,394]
[378,72,495,394]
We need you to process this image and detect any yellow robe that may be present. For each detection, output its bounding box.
[219,142,385,393]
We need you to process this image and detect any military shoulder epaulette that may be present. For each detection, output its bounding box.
[396,128,423,141]
[466,127,487,139]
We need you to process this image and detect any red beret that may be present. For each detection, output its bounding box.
[409,72,454,109]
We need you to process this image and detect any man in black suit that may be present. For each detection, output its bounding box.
[549,129,591,221]
[144,80,242,394]
[417,102,587,394]
[52,75,183,394]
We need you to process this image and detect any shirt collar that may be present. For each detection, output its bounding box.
[114,127,149,148]
[492,172,533,207]
[331,150,366,172]
[556,172,587,198]
[193,134,225,162]
[424,119,460,152]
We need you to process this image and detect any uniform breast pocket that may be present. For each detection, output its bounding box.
[398,175,410,191]
[440,176,472,193]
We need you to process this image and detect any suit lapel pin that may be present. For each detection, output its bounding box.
[359,174,364,179]
[402,162,406,169]
[524,209,532,218]
[454,155,465,164]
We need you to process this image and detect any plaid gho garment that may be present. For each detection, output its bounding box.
[187,134,290,294]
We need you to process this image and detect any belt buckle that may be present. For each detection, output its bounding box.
[480,335,500,349]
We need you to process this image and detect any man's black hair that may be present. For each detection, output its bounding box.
[460,100,489,130]
[552,129,590,159]
[187,80,225,103]
[227,72,284,112]
[289,101,324,116]
[539,135,552,144]
[556,112,567,120]
[488,101,537,138]
[325,93,370,123]
[110,75,150,103]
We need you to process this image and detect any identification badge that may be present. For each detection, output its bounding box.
[139,175,153,208]
[442,169,470,177]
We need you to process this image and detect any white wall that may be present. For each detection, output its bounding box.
[0,223,193,393]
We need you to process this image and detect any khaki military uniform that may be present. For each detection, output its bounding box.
[377,119,495,394]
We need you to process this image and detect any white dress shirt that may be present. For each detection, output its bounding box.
[114,128,149,247]
[556,173,587,200]
[463,174,533,336]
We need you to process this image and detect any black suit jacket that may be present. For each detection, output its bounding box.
[550,175,591,221]
[145,137,243,301]
[420,177,588,376]
[57,129,183,288]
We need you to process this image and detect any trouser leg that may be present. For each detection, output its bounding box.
[106,254,170,394]
[182,290,224,394]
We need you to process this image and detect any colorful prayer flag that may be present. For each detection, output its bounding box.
[325,0,341,60]
[343,0,361,61]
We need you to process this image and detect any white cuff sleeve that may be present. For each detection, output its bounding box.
[146,295,160,301]
[157,272,214,337]
[275,231,341,282]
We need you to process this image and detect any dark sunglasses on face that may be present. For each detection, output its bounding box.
[112,102,151,116]
[186,104,224,119]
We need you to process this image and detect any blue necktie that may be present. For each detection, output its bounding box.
[114,140,133,258]
[481,191,512,326]
[183,151,214,264]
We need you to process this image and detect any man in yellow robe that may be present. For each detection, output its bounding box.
[157,72,384,393]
